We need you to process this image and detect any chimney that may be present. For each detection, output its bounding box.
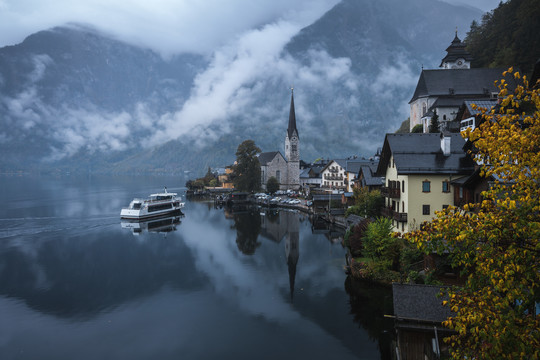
[440,133,451,156]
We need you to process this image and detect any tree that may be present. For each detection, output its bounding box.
[345,188,384,218]
[266,176,279,194]
[233,140,261,192]
[363,217,395,261]
[465,0,540,75]
[405,69,540,359]
[429,110,439,133]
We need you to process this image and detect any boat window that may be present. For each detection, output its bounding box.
[133,203,141,209]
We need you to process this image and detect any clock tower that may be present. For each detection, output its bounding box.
[285,88,300,189]
[439,30,473,69]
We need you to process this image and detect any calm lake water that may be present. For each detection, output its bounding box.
[0,175,394,360]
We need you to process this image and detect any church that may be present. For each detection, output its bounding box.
[409,31,514,132]
[259,89,300,191]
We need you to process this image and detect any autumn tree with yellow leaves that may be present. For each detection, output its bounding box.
[405,69,539,359]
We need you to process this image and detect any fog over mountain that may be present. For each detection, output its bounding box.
[0,0,483,174]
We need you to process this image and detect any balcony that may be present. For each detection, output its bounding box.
[324,174,343,181]
[381,207,408,222]
[381,186,400,198]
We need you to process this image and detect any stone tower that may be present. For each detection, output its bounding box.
[285,88,300,189]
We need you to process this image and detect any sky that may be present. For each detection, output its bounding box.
[0,0,505,161]
[0,0,503,55]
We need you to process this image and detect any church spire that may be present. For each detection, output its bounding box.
[287,87,299,139]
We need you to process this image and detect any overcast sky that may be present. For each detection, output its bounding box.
[0,0,505,159]
[0,0,503,55]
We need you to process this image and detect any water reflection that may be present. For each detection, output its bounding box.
[121,214,183,235]
[345,277,394,359]
[226,206,262,255]
[0,177,394,359]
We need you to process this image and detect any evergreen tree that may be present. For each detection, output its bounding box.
[429,110,440,133]
[465,0,540,75]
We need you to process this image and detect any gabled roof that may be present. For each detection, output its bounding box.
[321,159,347,173]
[376,133,475,176]
[258,151,285,166]
[345,160,364,174]
[409,68,511,104]
[359,164,384,186]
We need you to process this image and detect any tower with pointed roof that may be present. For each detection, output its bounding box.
[285,88,300,189]
[440,30,473,69]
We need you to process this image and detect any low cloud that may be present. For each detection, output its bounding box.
[0,0,339,57]
[1,9,421,164]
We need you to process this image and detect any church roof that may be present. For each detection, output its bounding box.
[409,68,511,103]
[287,89,299,139]
[258,151,285,166]
[439,32,473,67]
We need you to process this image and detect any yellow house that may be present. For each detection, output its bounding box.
[218,167,235,189]
[376,133,475,233]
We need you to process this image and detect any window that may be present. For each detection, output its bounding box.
[422,180,431,192]
[442,181,450,193]
[443,205,449,210]
[292,144,297,152]
[459,187,463,199]
[276,170,280,183]
[402,180,405,192]
[423,205,430,215]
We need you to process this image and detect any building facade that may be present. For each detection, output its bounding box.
[376,133,475,233]
[408,32,516,132]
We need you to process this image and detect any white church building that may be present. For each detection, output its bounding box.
[259,89,301,191]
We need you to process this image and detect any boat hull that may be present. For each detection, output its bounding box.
[120,206,183,220]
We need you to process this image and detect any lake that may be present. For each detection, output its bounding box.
[0,175,394,360]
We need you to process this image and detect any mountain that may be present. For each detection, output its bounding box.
[465,0,540,74]
[0,0,482,175]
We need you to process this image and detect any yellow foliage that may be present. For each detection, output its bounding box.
[405,69,540,359]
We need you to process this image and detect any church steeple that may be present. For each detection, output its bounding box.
[287,88,299,139]
[284,87,300,190]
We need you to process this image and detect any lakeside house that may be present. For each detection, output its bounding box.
[376,133,475,233]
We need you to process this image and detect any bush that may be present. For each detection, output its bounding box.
[411,124,423,133]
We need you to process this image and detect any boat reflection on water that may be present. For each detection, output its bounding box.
[121,212,183,235]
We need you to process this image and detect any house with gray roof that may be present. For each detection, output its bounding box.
[355,161,384,191]
[376,133,475,233]
[392,283,455,359]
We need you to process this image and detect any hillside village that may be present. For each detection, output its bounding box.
[203,31,534,234]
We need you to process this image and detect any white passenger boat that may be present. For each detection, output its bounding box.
[120,188,184,220]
